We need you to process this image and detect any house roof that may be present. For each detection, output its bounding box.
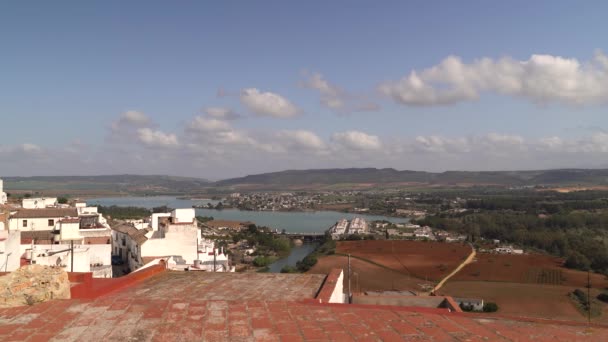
[11,208,78,219]
[111,223,149,244]
[0,270,607,340]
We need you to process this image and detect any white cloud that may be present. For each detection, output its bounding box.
[240,88,299,118]
[111,110,151,131]
[137,128,179,148]
[21,143,43,153]
[277,130,326,151]
[204,107,241,120]
[380,51,608,106]
[187,116,232,132]
[303,72,380,113]
[332,131,382,150]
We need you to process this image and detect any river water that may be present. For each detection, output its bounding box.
[266,243,319,273]
[88,196,408,233]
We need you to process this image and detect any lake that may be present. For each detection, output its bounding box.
[88,196,408,233]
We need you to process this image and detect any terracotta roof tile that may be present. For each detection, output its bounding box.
[11,208,78,219]
[1,271,608,340]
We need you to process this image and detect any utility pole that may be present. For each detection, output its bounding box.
[70,240,74,273]
[348,254,351,303]
[587,270,591,324]
[213,248,217,272]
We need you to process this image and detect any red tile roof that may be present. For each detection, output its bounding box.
[1,268,608,340]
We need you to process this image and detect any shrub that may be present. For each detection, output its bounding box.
[597,293,608,303]
[296,255,318,272]
[483,302,498,312]
[280,265,298,273]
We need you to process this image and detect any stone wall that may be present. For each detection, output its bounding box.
[0,265,70,308]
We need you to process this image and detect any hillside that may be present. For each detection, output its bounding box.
[214,168,608,189]
[3,175,210,195]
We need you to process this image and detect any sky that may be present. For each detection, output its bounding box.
[1,1,608,179]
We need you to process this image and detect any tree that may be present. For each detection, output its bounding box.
[58,196,69,204]
[565,251,591,271]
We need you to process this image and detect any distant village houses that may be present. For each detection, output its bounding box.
[328,217,369,240]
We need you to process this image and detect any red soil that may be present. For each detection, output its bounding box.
[452,252,608,288]
[336,240,471,281]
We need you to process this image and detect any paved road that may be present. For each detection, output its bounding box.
[430,244,476,294]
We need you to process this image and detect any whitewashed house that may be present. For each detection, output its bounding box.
[0,178,7,205]
[112,208,201,272]
[22,197,58,209]
[9,205,112,277]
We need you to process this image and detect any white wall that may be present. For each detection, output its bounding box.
[329,270,345,303]
[141,224,198,264]
[22,197,58,209]
[151,213,171,231]
[10,217,61,231]
[0,178,6,205]
[171,208,195,224]
[0,230,21,271]
[59,221,81,241]
[19,243,111,274]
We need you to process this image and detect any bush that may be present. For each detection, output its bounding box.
[296,255,318,272]
[482,302,498,312]
[280,265,298,273]
[597,293,608,303]
[253,256,276,267]
[57,196,69,204]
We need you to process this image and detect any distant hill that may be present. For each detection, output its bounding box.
[3,174,211,195]
[214,168,608,189]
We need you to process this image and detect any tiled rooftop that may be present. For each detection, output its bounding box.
[1,270,608,341]
[115,271,326,302]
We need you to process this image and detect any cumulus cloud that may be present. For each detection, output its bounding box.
[111,110,151,131]
[240,88,299,118]
[276,130,327,152]
[332,131,382,150]
[137,128,179,148]
[303,72,380,113]
[380,51,608,106]
[187,117,232,132]
[204,107,241,120]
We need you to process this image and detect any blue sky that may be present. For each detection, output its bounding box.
[1,1,608,178]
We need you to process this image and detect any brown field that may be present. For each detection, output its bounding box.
[440,281,587,321]
[452,252,608,288]
[307,255,432,293]
[336,240,471,281]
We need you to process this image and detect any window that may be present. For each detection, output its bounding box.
[48,219,54,227]
[22,220,27,228]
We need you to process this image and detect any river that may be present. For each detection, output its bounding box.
[88,196,409,233]
[266,243,318,273]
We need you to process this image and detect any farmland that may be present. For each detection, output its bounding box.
[452,252,608,288]
[307,255,432,293]
[336,240,472,281]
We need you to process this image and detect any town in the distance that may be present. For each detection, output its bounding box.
[2,170,608,335]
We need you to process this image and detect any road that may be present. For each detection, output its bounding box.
[430,244,476,295]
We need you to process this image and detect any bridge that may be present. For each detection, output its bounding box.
[276,231,326,241]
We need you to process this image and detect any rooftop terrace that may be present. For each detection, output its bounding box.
[1,268,608,341]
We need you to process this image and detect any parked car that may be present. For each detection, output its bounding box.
[111,255,124,265]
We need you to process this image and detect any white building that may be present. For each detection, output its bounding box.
[0,178,7,205]
[8,205,112,277]
[22,197,58,209]
[9,208,78,234]
[112,208,202,272]
[328,217,369,239]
